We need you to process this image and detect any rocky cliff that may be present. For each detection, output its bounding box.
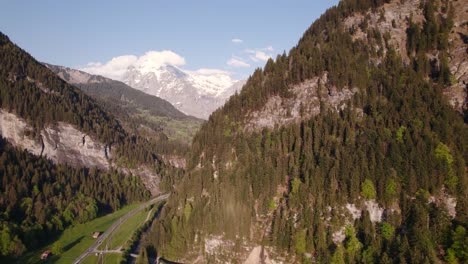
[0,109,110,169]
[0,109,163,194]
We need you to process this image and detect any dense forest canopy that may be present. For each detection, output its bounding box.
[0,137,149,257]
[145,0,467,263]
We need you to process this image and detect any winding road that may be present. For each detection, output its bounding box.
[72,193,170,264]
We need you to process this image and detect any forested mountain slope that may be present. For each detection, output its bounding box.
[145,0,468,263]
[0,137,149,258]
[0,32,186,194]
[0,31,184,259]
[45,64,202,145]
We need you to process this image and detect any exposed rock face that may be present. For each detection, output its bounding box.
[0,109,162,195]
[429,188,458,219]
[446,0,468,113]
[0,109,109,170]
[343,0,423,65]
[0,110,42,154]
[243,246,275,264]
[343,0,467,113]
[41,125,110,170]
[346,203,362,220]
[204,236,232,256]
[245,72,357,131]
[161,155,186,169]
[124,166,161,195]
[332,227,347,244]
[364,200,385,223]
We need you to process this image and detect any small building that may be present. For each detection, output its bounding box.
[92,232,100,239]
[41,250,51,260]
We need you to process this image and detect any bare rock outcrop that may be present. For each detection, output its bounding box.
[344,0,423,65]
[162,154,187,169]
[445,0,468,113]
[0,109,109,170]
[245,72,357,131]
[0,109,162,194]
[342,0,467,113]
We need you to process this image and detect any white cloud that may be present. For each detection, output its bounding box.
[254,51,272,62]
[80,55,137,80]
[135,50,186,73]
[80,50,186,80]
[243,47,274,62]
[231,38,243,43]
[250,51,272,62]
[227,57,250,68]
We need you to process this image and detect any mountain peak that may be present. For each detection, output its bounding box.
[79,50,244,118]
[85,63,243,119]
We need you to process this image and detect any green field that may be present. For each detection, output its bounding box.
[99,207,153,250]
[81,253,123,264]
[13,204,139,264]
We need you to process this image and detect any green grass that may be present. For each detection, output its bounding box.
[13,204,139,264]
[81,253,123,264]
[99,206,152,250]
[137,111,202,144]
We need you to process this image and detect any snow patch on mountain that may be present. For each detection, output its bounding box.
[80,52,244,119]
[187,69,237,97]
[120,65,243,119]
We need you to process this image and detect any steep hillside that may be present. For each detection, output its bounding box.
[0,137,149,258]
[145,0,467,263]
[46,64,202,145]
[0,32,180,194]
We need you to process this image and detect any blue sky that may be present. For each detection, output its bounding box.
[0,0,339,79]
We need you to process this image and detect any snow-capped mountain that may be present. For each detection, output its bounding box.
[119,65,244,119]
[79,51,245,119]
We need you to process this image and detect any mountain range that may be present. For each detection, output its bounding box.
[45,64,203,144]
[82,62,246,119]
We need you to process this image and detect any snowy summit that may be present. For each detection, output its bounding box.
[81,51,244,119]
